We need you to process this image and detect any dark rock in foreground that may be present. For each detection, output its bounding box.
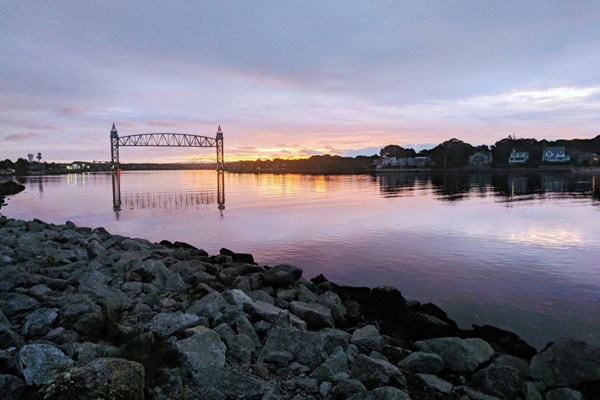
[0,216,599,400]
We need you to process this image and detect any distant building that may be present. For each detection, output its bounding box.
[569,150,598,164]
[374,157,413,169]
[508,151,529,163]
[410,156,433,168]
[542,146,570,163]
[468,152,492,166]
[28,154,34,163]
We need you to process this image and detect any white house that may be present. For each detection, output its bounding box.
[508,151,529,163]
[409,156,433,167]
[469,152,492,166]
[542,146,570,163]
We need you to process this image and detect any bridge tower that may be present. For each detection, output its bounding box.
[110,123,120,170]
[216,125,224,170]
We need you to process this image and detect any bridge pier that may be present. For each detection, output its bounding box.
[110,123,120,170]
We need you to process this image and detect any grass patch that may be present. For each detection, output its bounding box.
[88,304,131,345]
[40,255,56,268]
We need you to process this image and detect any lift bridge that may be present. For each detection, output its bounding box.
[110,123,224,170]
[109,123,225,217]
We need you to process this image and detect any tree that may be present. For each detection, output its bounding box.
[15,158,29,174]
[419,138,475,168]
[379,145,417,159]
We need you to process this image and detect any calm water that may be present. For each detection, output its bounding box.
[2,170,600,348]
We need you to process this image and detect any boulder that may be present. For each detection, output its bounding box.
[348,386,411,400]
[398,351,444,374]
[262,264,302,285]
[545,388,584,400]
[186,292,229,320]
[414,337,494,373]
[530,338,600,388]
[21,308,58,337]
[0,293,39,318]
[222,289,253,306]
[290,301,335,329]
[315,291,347,325]
[175,328,226,374]
[17,344,73,385]
[244,301,306,329]
[408,313,452,339]
[454,386,503,400]
[0,374,26,400]
[521,381,543,400]
[298,284,318,302]
[332,378,367,398]
[147,312,200,338]
[471,365,524,399]
[351,325,386,351]
[350,354,406,390]
[191,366,272,398]
[411,373,453,394]
[223,334,255,365]
[44,358,144,400]
[311,346,349,382]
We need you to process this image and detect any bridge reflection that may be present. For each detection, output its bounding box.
[111,171,225,219]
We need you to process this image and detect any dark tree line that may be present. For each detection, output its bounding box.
[0,158,29,174]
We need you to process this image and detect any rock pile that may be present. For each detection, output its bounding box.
[1,216,599,399]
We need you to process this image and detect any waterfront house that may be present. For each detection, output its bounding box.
[508,151,529,163]
[410,156,433,168]
[569,150,599,164]
[542,146,570,163]
[468,152,492,166]
[375,157,413,169]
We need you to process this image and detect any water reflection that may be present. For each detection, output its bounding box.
[111,170,226,220]
[377,171,600,204]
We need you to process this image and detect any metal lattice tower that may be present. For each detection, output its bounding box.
[110,123,225,170]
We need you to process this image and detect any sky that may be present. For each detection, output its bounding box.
[2,1,600,163]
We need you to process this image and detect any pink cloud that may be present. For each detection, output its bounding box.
[58,107,85,115]
[2,132,42,141]
[27,124,60,130]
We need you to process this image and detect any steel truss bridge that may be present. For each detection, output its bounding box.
[110,123,224,170]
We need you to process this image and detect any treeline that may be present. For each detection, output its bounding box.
[0,158,30,174]
[228,134,600,173]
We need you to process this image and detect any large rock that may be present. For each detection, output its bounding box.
[348,386,411,400]
[398,351,444,374]
[21,308,58,337]
[191,366,272,398]
[186,292,229,320]
[351,325,386,351]
[147,312,200,337]
[175,328,226,374]
[414,337,494,373]
[411,373,453,394]
[44,358,144,400]
[222,289,253,306]
[350,354,406,390]
[244,301,306,329]
[0,374,26,400]
[290,301,335,329]
[471,365,524,399]
[262,264,303,285]
[315,291,347,325]
[332,379,367,398]
[78,280,132,310]
[310,346,349,382]
[17,344,73,385]
[0,293,39,318]
[529,338,600,388]
[545,388,584,400]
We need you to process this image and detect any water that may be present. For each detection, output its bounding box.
[2,170,600,348]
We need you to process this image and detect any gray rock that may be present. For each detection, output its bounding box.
[333,378,367,398]
[263,350,294,364]
[521,382,543,400]
[545,388,584,400]
[223,289,253,306]
[412,373,453,394]
[244,300,306,329]
[192,366,273,398]
[186,292,229,320]
[223,334,255,365]
[148,312,200,337]
[454,386,502,400]
[315,291,347,325]
[348,386,411,400]
[290,301,335,329]
[350,354,406,390]
[248,290,275,305]
[398,351,444,374]
[78,280,132,310]
[490,354,530,378]
[530,338,600,388]
[471,365,524,399]
[44,358,144,400]
[414,337,494,373]
[214,323,236,337]
[0,293,39,318]
[175,327,227,373]
[17,344,73,385]
[235,314,261,345]
[311,346,349,382]
[165,273,186,293]
[0,374,26,400]
[298,284,318,302]
[351,325,386,351]
[320,381,333,397]
[262,264,303,285]
[21,308,58,337]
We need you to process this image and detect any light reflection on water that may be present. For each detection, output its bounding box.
[2,170,600,348]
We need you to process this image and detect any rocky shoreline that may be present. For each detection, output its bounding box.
[1,217,599,400]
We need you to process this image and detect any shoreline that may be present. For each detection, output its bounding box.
[1,216,599,399]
